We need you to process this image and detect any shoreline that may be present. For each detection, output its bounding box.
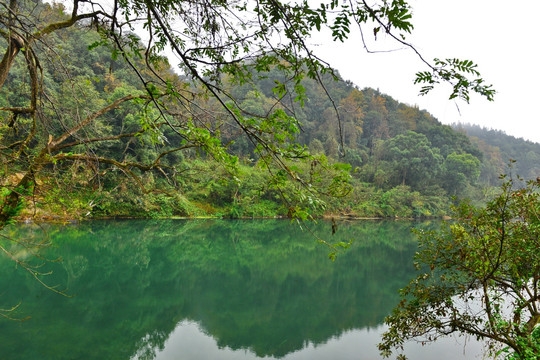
[13,213,447,224]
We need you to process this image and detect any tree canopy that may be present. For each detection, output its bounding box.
[379,175,540,359]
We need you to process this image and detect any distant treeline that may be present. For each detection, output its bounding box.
[454,123,540,184]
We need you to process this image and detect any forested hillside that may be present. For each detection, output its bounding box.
[0,2,517,220]
[454,123,540,184]
[229,67,483,193]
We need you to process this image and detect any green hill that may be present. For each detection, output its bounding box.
[454,123,540,184]
[1,1,522,220]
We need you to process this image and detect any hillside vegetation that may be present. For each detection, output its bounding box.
[1,5,537,220]
[454,123,540,185]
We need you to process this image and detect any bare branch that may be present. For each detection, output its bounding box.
[49,94,148,150]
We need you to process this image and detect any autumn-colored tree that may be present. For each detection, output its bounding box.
[397,105,420,131]
[339,89,365,148]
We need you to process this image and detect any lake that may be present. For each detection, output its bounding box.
[0,219,484,359]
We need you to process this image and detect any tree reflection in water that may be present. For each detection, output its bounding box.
[0,219,480,359]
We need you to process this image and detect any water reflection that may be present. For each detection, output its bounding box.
[140,321,482,360]
[0,219,481,359]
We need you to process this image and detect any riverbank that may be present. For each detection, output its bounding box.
[13,207,443,224]
[6,169,458,224]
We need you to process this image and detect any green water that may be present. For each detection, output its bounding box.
[0,219,481,359]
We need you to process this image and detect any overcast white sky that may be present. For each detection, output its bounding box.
[309,0,540,144]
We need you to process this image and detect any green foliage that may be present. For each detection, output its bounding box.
[328,181,449,219]
[91,184,200,219]
[0,187,26,224]
[415,58,495,102]
[442,152,481,196]
[382,131,442,188]
[457,123,540,183]
[379,176,540,359]
[0,0,502,224]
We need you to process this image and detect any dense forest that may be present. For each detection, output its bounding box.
[0,2,538,221]
[454,123,540,184]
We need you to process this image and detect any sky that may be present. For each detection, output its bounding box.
[309,0,540,144]
[126,0,539,144]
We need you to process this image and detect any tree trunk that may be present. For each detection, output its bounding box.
[0,0,25,90]
[0,37,24,90]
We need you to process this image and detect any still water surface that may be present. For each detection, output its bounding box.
[0,220,483,359]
